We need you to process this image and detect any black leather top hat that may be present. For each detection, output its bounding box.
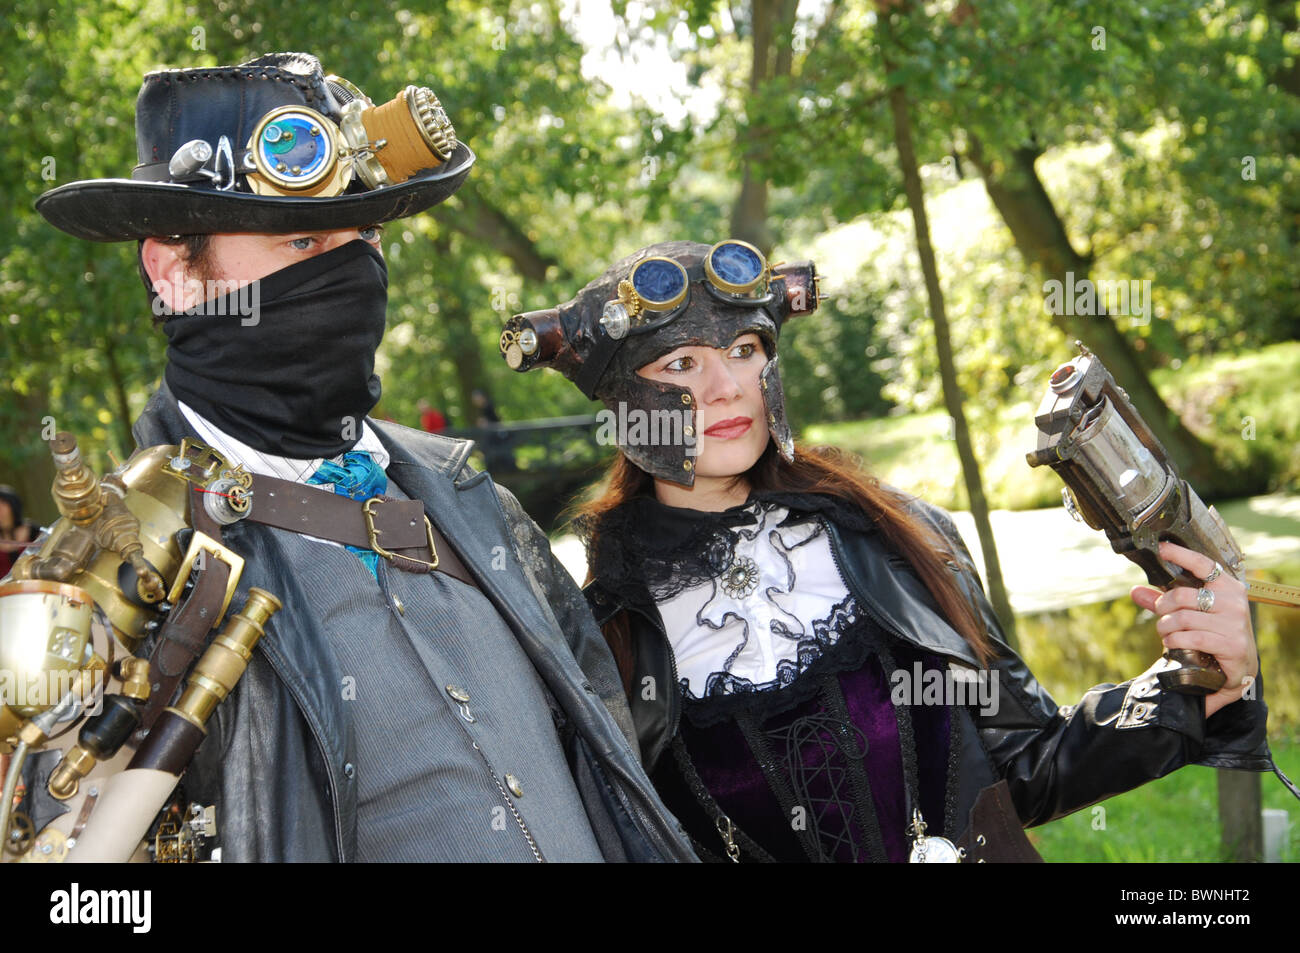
[36,52,475,242]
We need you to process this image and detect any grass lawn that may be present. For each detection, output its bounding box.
[1029,735,1300,862]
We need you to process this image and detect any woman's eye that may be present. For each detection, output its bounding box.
[664,356,694,372]
[359,225,383,243]
[730,342,757,359]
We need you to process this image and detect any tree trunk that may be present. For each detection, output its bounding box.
[433,186,564,282]
[730,0,797,255]
[431,235,489,418]
[1264,0,1300,333]
[881,28,1020,649]
[964,136,1232,494]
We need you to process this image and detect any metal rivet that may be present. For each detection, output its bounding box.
[446,685,470,703]
[681,393,692,406]
[767,413,776,424]
[343,762,356,779]
[976,834,986,846]
[504,774,523,798]
[684,426,695,437]
[683,461,693,471]
[393,597,405,616]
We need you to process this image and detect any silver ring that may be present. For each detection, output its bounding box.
[1204,563,1223,584]
[1196,588,1215,613]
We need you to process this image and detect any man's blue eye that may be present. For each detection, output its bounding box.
[290,237,314,250]
[359,226,382,242]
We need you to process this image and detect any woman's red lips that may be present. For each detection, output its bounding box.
[704,417,753,438]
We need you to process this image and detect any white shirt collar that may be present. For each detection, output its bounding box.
[177,400,391,484]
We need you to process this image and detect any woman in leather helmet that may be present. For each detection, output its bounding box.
[500,239,1271,863]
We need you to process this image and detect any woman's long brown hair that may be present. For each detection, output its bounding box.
[576,440,996,684]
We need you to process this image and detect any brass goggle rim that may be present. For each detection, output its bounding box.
[618,240,774,323]
[247,104,342,193]
[625,256,690,315]
[703,239,771,297]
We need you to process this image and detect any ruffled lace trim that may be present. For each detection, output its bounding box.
[681,596,889,727]
[577,490,879,607]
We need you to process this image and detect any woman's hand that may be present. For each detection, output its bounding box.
[1129,541,1259,719]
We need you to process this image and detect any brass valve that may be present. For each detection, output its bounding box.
[119,657,152,702]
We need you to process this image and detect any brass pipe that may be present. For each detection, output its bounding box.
[49,432,103,525]
[172,588,282,729]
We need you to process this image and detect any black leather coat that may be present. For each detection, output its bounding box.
[583,494,1275,849]
[131,382,698,862]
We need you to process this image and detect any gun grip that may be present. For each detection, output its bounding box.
[1157,648,1227,696]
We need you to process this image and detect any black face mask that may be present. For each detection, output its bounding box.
[163,239,389,459]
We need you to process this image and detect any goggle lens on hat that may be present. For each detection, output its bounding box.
[706,241,767,295]
[600,240,771,340]
[250,107,340,193]
[174,76,458,199]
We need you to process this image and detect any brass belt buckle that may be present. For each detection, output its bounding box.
[362,497,440,572]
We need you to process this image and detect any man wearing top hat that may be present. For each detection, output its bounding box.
[34,51,695,862]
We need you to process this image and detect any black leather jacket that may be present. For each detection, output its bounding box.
[583,495,1275,841]
[131,383,698,862]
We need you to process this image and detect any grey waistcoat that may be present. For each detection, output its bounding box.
[265,486,603,861]
[131,381,697,863]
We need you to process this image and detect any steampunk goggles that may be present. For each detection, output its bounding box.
[165,76,456,198]
[598,240,777,340]
[499,238,821,402]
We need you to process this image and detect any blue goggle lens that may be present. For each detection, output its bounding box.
[631,257,689,310]
[255,111,332,184]
[710,242,764,288]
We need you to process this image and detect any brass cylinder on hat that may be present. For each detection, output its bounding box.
[771,261,822,321]
[500,310,565,372]
[360,86,456,184]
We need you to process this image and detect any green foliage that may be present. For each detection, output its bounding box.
[3,0,1299,516]
[805,341,1300,512]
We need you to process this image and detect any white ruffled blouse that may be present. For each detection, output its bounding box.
[655,500,858,698]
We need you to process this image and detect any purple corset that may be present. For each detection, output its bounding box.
[652,618,955,863]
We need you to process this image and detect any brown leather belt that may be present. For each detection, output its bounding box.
[244,473,477,588]
[954,780,1044,863]
[135,464,478,743]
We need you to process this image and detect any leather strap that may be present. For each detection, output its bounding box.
[245,473,477,588]
[954,780,1044,863]
[135,486,233,739]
